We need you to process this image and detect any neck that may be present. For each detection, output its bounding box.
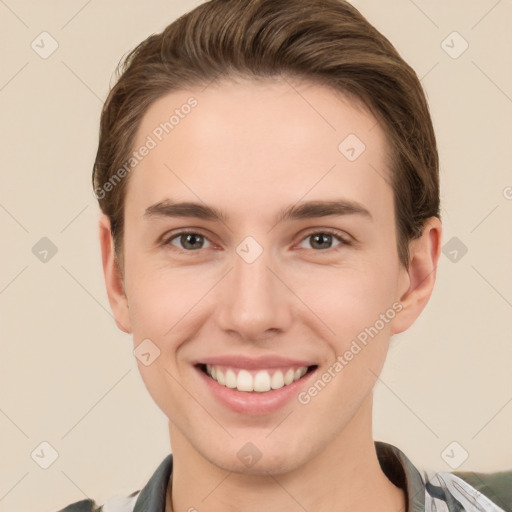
[166,395,406,512]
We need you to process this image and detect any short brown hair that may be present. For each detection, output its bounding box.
[93,0,440,269]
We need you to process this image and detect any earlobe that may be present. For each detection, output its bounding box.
[391,217,442,335]
[98,215,132,334]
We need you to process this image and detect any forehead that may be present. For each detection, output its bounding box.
[127,77,393,223]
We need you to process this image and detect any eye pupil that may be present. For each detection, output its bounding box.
[182,233,203,250]
[311,233,332,250]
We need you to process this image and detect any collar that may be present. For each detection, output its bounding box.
[133,441,426,512]
[375,440,426,512]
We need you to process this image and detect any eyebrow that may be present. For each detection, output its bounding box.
[144,198,373,223]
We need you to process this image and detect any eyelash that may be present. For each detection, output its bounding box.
[161,228,352,253]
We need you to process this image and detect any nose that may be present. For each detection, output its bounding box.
[215,241,293,343]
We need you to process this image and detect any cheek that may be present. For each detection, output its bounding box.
[135,359,191,428]
[124,251,200,336]
[126,267,193,417]
[291,256,399,337]
[124,268,182,397]
[296,268,398,414]
[125,260,215,391]
[294,258,399,401]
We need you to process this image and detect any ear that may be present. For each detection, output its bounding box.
[390,216,442,335]
[99,214,132,334]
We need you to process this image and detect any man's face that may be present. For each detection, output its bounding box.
[117,78,411,473]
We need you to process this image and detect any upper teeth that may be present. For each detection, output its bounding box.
[205,365,308,392]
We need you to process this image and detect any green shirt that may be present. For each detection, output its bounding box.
[57,441,512,511]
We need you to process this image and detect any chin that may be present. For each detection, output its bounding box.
[200,437,311,476]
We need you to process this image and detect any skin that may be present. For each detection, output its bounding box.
[99,77,441,512]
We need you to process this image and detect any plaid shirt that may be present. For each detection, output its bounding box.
[57,441,511,512]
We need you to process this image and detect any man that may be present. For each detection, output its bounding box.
[58,0,511,510]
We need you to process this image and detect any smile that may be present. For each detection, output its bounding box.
[198,364,317,393]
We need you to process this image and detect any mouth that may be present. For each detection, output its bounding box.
[196,363,318,393]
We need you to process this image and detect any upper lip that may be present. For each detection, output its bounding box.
[196,355,317,369]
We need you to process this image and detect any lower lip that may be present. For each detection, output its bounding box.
[196,366,317,415]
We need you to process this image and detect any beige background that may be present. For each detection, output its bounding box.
[1,1,511,511]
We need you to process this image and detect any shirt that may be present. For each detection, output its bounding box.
[56,441,512,512]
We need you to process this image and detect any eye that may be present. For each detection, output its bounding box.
[164,231,213,251]
[162,229,351,253]
[297,230,350,251]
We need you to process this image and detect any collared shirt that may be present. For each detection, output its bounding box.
[57,441,511,512]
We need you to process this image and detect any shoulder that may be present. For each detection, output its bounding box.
[452,468,512,511]
[54,452,173,512]
[55,499,100,512]
[377,441,512,511]
[422,468,512,511]
[56,490,140,512]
